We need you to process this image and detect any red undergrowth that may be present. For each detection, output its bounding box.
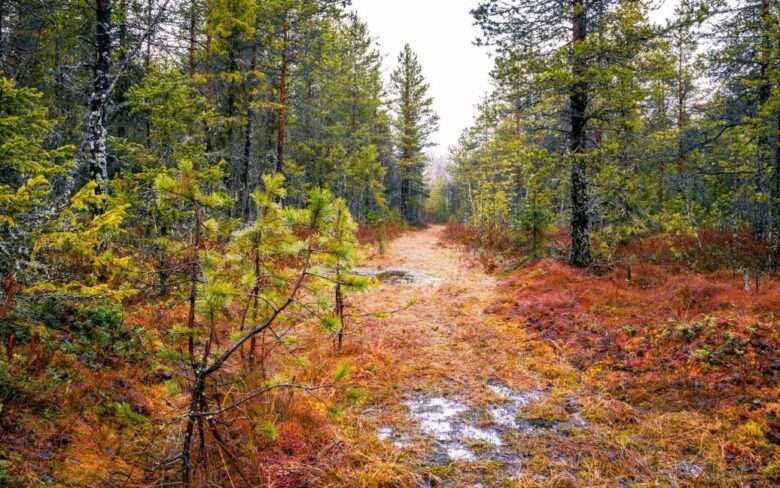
[483,257,780,477]
[488,259,780,408]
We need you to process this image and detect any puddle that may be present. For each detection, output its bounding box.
[675,462,704,480]
[461,425,503,446]
[376,426,394,441]
[376,381,556,468]
[372,394,507,463]
[487,380,544,430]
[375,426,412,448]
[354,267,442,285]
[375,380,588,480]
[402,396,468,441]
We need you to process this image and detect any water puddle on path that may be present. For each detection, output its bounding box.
[375,380,578,470]
[354,267,442,286]
[486,380,543,430]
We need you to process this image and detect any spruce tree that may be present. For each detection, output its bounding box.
[472,0,616,265]
[389,44,439,224]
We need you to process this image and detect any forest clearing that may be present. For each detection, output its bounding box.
[2,0,780,486]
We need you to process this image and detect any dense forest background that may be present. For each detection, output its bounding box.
[0,0,441,484]
[429,0,780,272]
[1,0,780,485]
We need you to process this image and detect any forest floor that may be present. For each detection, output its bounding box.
[5,225,777,486]
[324,225,779,487]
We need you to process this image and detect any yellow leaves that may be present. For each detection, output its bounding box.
[202,279,235,312]
[190,73,209,85]
[30,182,137,300]
[153,172,176,194]
[217,70,245,84]
[203,218,220,234]
[154,158,230,211]
[0,175,50,222]
[732,419,770,447]
[0,77,73,229]
[68,181,105,211]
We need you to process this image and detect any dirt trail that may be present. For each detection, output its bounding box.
[341,226,588,486]
[330,226,765,487]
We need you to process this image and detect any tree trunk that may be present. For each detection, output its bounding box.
[189,0,197,77]
[145,0,153,68]
[238,27,258,221]
[87,0,112,195]
[0,0,6,68]
[755,0,771,240]
[276,13,289,175]
[568,0,592,267]
[773,111,780,257]
[118,0,127,48]
[225,28,238,209]
[181,373,204,488]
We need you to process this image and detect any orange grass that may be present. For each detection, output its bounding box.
[3,225,779,486]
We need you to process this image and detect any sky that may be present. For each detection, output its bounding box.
[349,0,679,159]
[349,0,492,156]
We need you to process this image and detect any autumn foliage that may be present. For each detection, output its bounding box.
[476,251,780,479]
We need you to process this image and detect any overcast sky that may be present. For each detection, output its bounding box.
[349,0,678,158]
[350,0,492,156]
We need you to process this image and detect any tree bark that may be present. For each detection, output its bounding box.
[276,12,289,175]
[773,111,780,257]
[238,26,258,221]
[568,0,592,267]
[87,0,112,195]
[188,0,197,77]
[118,0,127,48]
[0,0,6,68]
[755,0,771,239]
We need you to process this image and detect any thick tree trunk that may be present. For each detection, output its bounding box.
[87,0,112,194]
[568,0,592,267]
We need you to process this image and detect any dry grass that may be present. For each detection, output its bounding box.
[4,225,778,486]
[333,225,779,486]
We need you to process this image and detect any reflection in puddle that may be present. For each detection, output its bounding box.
[461,425,503,446]
[376,426,394,441]
[401,395,479,461]
[446,445,475,461]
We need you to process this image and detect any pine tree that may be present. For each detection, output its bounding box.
[389,44,439,224]
[0,76,72,277]
[472,0,616,265]
[708,0,780,244]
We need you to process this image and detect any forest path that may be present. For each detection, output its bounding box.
[340,225,589,486]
